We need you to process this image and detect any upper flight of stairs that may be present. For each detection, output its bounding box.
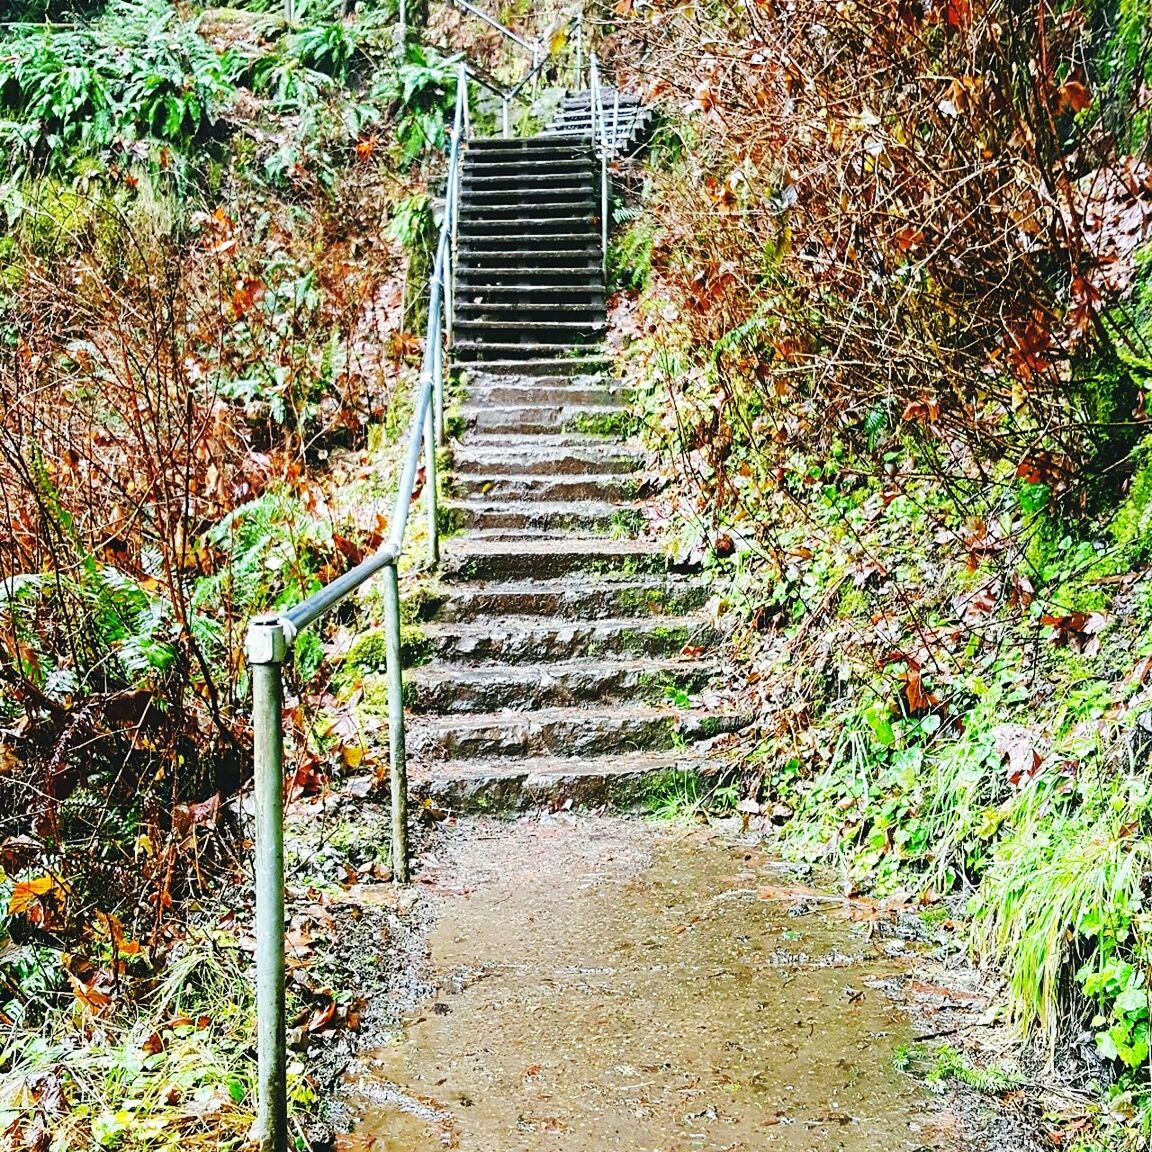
[545,88,653,156]
[453,137,608,376]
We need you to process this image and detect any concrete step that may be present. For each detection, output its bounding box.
[411,750,711,814]
[462,155,593,173]
[427,574,709,621]
[451,471,635,501]
[456,263,603,278]
[467,134,594,149]
[421,613,716,664]
[456,233,600,250]
[460,370,611,389]
[453,342,605,364]
[445,500,640,534]
[455,301,604,319]
[457,215,599,236]
[457,434,622,450]
[465,142,595,162]
[456,285,608,304]
[451,443,638,476]
[410,703,745,761]
[463,381,624,405]
[461,171,595,189]
[459,199,597,219]
[455,341,605,364]
[404,657,716,714]
[454,319,606,333]
[459,184,596,202]
[454,356,611,378]
[455,308,604,329]
[459,403,622,435]
[441,537,671,582]
[455,267,603,286]
[457,185,595,204]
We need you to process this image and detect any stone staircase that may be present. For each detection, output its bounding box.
[406,91,736,810]
[546,88,653,156]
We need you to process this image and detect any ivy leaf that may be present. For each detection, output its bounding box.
[1114,986,1149,1017]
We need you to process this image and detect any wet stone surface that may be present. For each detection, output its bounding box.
[339,816,971,1151]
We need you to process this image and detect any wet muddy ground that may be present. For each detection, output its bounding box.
[334,815,1035,1151]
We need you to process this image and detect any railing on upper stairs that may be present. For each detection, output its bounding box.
[244,11,626,1149]
[446,0,587,136]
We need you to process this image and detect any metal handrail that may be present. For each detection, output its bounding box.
[246,24,609,1152]
[590,53,609,278]
[445,0,587,128]
[447,0,541,57]
[245,61,468,1152]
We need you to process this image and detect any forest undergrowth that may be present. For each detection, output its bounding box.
[606,1,1152,1147]
[0,1,477,1147]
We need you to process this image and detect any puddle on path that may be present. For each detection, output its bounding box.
[342,816,960,1151]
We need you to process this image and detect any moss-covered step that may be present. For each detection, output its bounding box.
[450,472,641,502]
[431,576,709,623]
[410,752,716,814]
[408,704,748,761]
[441,537,676,582]
[451,442,642,476]
[403,657,718,714]
[421,615,716,664]
[445,499,645,535]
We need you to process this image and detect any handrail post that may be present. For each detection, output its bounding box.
[246,617,288,1152]
[433,294,446,446]
[382,565,410,883]
[424,366,440,565]
[502,94,511,138]
[394,0,407,60]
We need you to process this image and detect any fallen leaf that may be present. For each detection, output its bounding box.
[9,876,57,916]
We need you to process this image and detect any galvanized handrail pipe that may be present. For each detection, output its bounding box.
[440,64,467,442]
[591,54,609,279]
[447,0,541,57]
[245,66,470,1152]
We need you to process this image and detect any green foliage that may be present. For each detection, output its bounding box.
[969,779,1150,1042]
[1079,956,1150,1070]
[644,768,702,820]
[193,488,334,631]
[894,1043,1021,1095]
[0,0,458,208]
[387,191,434,252]
[0,931,263,1151]
[371,41,461,164]
[1110,438,1152,563]
[0,0,239,194]
[0,557,188,697]
[609,210,656,292]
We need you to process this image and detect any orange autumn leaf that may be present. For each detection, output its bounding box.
[1060,80,1092,113]
[9,876,57,916]
[71,977,112,1014]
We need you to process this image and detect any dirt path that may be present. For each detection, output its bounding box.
[335,815,1013,1151]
